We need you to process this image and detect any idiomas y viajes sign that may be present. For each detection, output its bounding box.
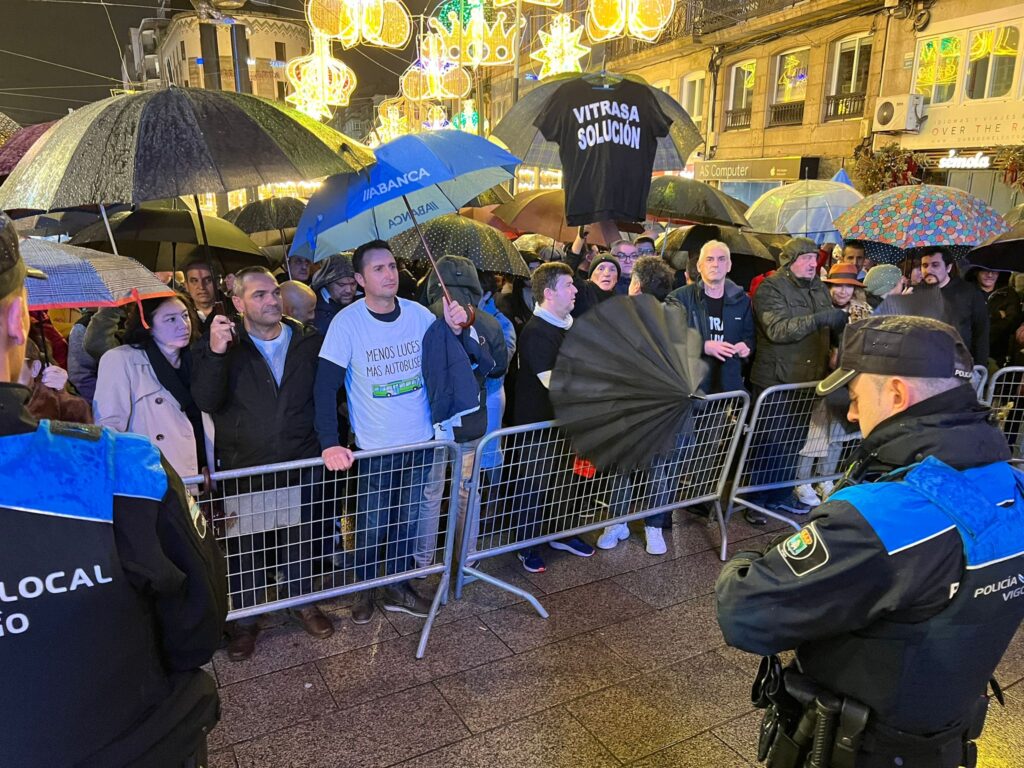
[900,100,1024,150]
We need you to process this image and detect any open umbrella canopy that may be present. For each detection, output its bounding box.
[968,221,1024,271]
[13,205,131,239]
[657,224,775,289]
[224,196,306,238]
[1004,204,1024,228]
[492,73,703,172]
[389,214,530,277]
[647,176,749,227]
[293,131,520,259]
[0,121,55,179]
[550,294,708,471]
[0,88,374,211]
[464,184,513,208]
[19,238,174,310]
[833,185,1006,255]
[495,188,643,245]
[459,204,519,238]
[70,207,268,274]
[745,180,863,244]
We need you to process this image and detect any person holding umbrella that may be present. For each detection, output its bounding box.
[920,249,990,367]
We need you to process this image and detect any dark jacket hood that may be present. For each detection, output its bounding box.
[426,256,483,307]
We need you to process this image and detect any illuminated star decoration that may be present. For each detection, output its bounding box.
[400,32,473,101]
[429,8,516,68]
[307,0,413,50]
[530,13,590,80]
[585,0,676,43]
[286,32,357,120]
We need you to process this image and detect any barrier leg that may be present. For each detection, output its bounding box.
[416,570,449,659]
[462,565,549,619]
[713,499,729,562]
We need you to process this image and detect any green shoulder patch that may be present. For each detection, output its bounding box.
[778,522,830,577]
[47,420,102,441]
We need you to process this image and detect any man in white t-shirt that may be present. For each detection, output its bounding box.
[314,240,468,624]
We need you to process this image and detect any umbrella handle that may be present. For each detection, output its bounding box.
[402,196,474,329]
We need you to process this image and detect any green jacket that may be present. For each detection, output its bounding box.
[751,267,835,389]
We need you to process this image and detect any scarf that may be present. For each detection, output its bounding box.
[145,340,206,467]
[534,304,573,330]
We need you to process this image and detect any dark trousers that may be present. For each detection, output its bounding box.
[354,449,430,582]
[509,429,563,543]
[746,386,806,505]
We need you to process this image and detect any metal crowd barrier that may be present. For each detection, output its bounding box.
[984,366,1024,462]
[454,391,750,615]
[182,440,460,659]
[725,382,862,558]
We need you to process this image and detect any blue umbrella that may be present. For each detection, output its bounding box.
[292,132,520,261]
[831,167,854,187]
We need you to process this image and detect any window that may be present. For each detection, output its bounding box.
[826,34,871,119]
[651,79,672,96]
[276,81,287,101]
[773,48,809,103]
[179,41,186,61]
[913,35,962,104]
[726,60,755,130]
[680,72,705,127]
[275,41,287,61]
[965,25,1019,100]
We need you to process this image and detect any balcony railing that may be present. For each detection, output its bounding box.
[824,92,867,121]
[605,3,695,60]
[693,0,802,35]
[724,107,752,130]
[767,100,805,127]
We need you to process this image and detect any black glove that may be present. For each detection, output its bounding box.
[815,309,848,330]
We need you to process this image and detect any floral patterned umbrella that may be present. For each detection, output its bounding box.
[833,185,1007,258]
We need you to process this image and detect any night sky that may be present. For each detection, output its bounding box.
[0,0,429,128]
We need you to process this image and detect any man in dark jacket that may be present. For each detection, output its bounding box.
[667,240,754,394]
[746,237,847,523]
[965,265,1017,368]
[717,316,1021,768]
[921,249,989,365]
[0,213,227,767]
[192,266,334,660]
[310,252,358,336]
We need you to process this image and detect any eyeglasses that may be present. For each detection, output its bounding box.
[614,252,639,261]
[636,246,656,255]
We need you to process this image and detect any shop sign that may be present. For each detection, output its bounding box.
[900,100,1024,150]
[694,156,819,182]
[937,150,991,169]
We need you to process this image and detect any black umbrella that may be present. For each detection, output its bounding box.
[657,224,775,289]
[967,222,1024,272]
[71,208,269,274]
[550,294,708,472]
[224,196,306,242]
[646,176,750,227]
[389,213,531,278]
[464,184,513,208]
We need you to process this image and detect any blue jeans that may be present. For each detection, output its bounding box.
[354,449,430,582]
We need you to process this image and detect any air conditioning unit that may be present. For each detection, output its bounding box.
[873,94,924,133]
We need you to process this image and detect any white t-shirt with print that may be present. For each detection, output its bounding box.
[319,298,436,450]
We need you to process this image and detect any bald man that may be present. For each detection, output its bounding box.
[280,280,317,325]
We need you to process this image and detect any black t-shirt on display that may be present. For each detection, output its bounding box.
[534,78,671,226]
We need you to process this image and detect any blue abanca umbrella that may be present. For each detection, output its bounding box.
[292,131,520,261]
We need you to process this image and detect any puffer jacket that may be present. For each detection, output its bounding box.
[750,267,836,389]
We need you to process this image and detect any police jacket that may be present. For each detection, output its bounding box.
[716,384,1024,736]
[191,317,321,471]
[0,383,227,767]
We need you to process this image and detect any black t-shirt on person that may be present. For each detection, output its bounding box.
[534,78,671,226]
[702,292,726,394]
[513,315,567,425]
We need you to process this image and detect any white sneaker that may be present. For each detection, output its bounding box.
[795,484,822,507]
[644,526,667,555]
[816,480,835,500]
[596,523,630,550]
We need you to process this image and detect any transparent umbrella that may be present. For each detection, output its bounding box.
[746,180,863,245]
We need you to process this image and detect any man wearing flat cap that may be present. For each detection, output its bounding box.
[717,315,1024,768]
[0,212,227,766]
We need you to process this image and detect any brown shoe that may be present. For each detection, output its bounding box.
[226,621,258,662]
[292,605,334,639]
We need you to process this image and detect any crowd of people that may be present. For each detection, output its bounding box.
[18,219,1016,660]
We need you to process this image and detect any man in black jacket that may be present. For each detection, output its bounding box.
[921,249,989,366]
[0,213,227,767]
[717,316,1021,768]
[192,266,334,660]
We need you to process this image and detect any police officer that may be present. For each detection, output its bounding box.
[716,315,1024,768]
[0,212,228,766]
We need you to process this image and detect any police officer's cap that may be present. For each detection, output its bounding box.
[0,212,46,298]
[817,315,974,396]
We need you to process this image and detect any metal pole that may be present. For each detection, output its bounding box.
[511,0,523,104]
[99,203,119,257]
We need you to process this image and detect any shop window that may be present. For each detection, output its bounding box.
[725,60,755,130]
[825,33,871,120]
[681,71,705,129]
[913,34,962,105]
[275,41,287,62]
[767,48,808,126]
[179,40,186,61]
[965,25,1019,100]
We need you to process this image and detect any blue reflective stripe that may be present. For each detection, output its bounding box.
[832,482,951,555]
[0,424,166,524]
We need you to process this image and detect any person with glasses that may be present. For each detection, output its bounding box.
[635,236,657,257]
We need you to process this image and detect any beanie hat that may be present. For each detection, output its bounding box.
[779,236,819,268]
[590,253,621,279]
[863,264,903,298]
[311,252,354,292]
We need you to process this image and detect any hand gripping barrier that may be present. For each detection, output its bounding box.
[453,391,750,615]
[725,382,862,558]
[182,440,460,659]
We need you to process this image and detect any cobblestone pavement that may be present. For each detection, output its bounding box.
[205,511,1024,768]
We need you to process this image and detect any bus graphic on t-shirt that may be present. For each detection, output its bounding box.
[372,376,423,398]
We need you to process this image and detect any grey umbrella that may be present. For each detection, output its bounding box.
[389,214,531,278]
[647,176,750,227]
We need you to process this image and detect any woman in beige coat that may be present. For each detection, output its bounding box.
[94,293,212,481]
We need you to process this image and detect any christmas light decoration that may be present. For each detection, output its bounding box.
[451,99,481,132]
[423,104,450,131]
[307,0,412,50]
[530,13,589,79]
[368,97,451,144]
[585,0,675,43]
[430,8,516,67]
[493,0,561,8]
[286,32,357,120]
[400,32,473,101]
